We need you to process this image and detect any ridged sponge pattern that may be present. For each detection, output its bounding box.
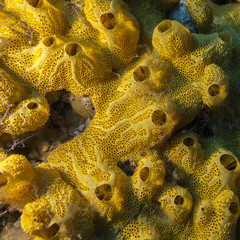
[117,132,240,239]
[0,0,240,239]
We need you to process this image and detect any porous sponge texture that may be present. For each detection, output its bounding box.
[117,132,240,239]
[186,0,240,93]
[0,0,240,239]
[184,189,239,240]
[0,2,229,138]
[186,0,213,33]
[0,154,94,239]
[0,66,50,136]
[168,133,240,195]
[124,0,178,43]
[4,0,67,36]
[167,132,240,239]
[0,96,50,136]
[117,184,194,239]
[2,35,112,97]
[89,93,179,164]
[21,164,94,240]
[84,0,140,68]
[0,153,36,209]
[131,150,166,203]
[186,0,240,36]
[0,68,27,115]
[152,20,194,58]
[83,18,230,166]
[152,20,229,111]
[0,10,39,50]
[0,0,140,106]
[47,135,140,233]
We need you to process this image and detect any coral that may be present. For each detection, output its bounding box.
[0,152,36,209]
[168,0,197,33]
[20,164,94,240]
[186,0,240,92]
[0,68,27,115]
[131,150,166,203]
[0,91,50,136]
[0,152,94,239]
[117,132,240,239]
[4,0,67,36]
[84,0,140,68]
[124,0,178,43]
[0,0,240,239]
[0,58,50,137]
[1,35,112,96]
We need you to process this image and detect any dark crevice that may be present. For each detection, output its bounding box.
[0,204,21,235]
[0,90,95,163]
[212,0,235,5]
[117,158,137,176]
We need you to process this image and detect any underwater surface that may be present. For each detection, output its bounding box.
[1,0,240,239]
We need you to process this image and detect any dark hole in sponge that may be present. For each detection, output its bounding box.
[42,36,55,47]
[27,0,42,8]
[65,43,81,56]
[152,110,166,126]
[158,20,172,33]
[133,66,150,82]
[183,137,194,147]
[208,84,220,97]
[27,102,38,110]
[117,159,137,176]
[95,184,112,201]
[100,13,117,29]
[229,202,238,214]
[220,154,237,171]
[140,167,150,182]
[174,195,184,205]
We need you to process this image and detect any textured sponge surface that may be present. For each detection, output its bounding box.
[0,0,240,239]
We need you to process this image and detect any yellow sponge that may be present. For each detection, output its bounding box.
[0,96,50,135]
[4,0,67,36]
[152,20,194,58]
[118,132,240,239]
[186,0,213,33]
[117,184,193,239]
[21,168,94,240]
[48,142,138,227]
[194,63,229,107]
[132,150,166,203]
[0,68,27,115]
[157,185,193,223]
[182,189,239,239]
[123,0,178,44]
[0,0,239,239]
[0,11,38,51]
[2,35,112,96]
[0,153,36,209]
[84,0,140,68]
